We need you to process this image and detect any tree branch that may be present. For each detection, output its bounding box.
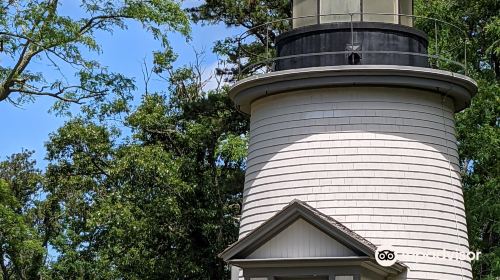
[0,32,34,42]
[11,86,107,104]
[79,14,131,34]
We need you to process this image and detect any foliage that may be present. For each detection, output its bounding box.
[414,1,500,278]
[0,0,189,109]
[458,80,500,279]
[415,0,500,78]
[1,86,248,280]
[0,1,249,279]
[0,151,46,280]
[189,0,291,80]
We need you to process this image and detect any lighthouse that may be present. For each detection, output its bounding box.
[220,1,477,279]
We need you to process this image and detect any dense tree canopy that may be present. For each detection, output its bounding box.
[0,151,45,280]
[1,0,499,279]
[417,1,500,278]
[1,0,249,279]
[39,85,247,279]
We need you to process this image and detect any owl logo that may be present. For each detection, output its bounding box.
[375,245,398,267]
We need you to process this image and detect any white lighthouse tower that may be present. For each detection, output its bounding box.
[220,1,477,280]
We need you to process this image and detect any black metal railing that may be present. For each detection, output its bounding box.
[234,13,468,79]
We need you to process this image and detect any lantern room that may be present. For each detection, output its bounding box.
[293,0,414,28]
[276,0,424,70]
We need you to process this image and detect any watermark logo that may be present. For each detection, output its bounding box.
[375,245,482,267]
[375,245,398,267]
[401,249,482,262]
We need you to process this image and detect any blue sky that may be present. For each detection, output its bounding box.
[0,1,240,168]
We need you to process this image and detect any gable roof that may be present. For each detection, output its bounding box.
[220,199,377,261]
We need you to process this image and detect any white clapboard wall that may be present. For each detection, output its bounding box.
[239,87,471,280]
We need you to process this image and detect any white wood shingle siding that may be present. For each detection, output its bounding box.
[239,87,472,280]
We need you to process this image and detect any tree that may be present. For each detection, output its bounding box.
[0,67,248,280]
[415,1,500,278]
[0,0,189,108]
[0,151,46,280]
[39,72,248,278]
[189,0,291,80]
[457,81,500,279]
[0,1,252,279]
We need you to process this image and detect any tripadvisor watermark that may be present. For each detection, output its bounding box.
[402,249,481,262]
[375,245,398,267]
[375,245,482,267]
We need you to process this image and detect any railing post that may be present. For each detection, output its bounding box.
[266,23,270,71]
[350,13,354,64]
[434,20,439,68]
[237,37,241,79]
[266,24,269,59]
[464,37,468,76]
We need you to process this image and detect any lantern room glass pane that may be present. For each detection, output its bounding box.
[363,0,398,24]
[293,0,318,28]
[335,277,354,280]
[320,0,361,23]
[399,0,413,26]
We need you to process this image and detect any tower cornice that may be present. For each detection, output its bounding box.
[230,65,477,114]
